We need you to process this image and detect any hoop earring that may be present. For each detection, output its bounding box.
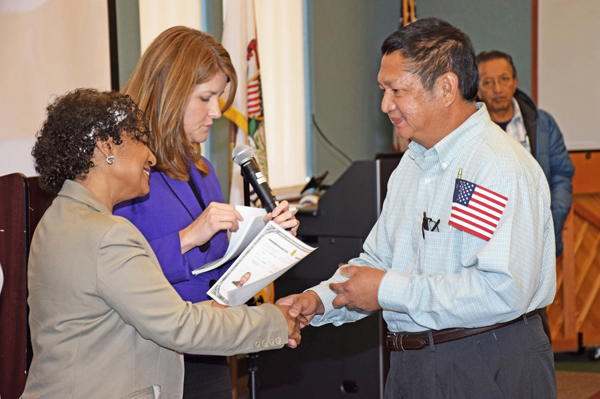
[106,155,115,165]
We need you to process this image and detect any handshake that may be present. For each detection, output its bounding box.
[211,289,324,348]
[215,264,385,348]
[272,264,386,348]
[273,290,325,348]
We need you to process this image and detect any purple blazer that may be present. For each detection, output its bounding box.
[114,158,231,303]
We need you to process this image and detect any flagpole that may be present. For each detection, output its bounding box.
[228,121,236,197]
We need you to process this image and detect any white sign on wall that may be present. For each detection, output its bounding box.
[539,0,600,151]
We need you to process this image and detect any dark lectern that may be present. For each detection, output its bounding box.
[257,155,401,399]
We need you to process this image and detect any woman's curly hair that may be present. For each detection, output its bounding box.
[32,88,152,194]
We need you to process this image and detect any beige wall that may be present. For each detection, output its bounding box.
[0,0,111,177]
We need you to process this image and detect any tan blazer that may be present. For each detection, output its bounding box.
[22,180,287,399]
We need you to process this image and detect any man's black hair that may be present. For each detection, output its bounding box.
[381,17,479,102]
[476,50,517,78]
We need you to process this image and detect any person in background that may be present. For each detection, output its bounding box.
[279,18,557,398]
[113,26,299,398]
[477,50,575,341]
[476,50,574,256]
[23,89,301,399]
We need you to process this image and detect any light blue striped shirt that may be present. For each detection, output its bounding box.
[310,104,556,333]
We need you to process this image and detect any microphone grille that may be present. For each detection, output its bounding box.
[232,144,254,165]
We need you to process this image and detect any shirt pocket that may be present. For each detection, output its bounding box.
[420,229,459,275]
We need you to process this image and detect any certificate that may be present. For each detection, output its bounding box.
[208,221,316,306]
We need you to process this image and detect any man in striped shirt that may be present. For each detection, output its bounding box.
[279,17,557,398]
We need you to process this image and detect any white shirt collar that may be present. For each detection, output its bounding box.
[505,97,531,153]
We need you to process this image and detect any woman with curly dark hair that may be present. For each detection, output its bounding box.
[113,26,300,398]
[23,89,300,399]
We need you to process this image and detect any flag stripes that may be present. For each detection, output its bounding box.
[451,203,498,228]
[449,178,507,241]
[247,78,262,117]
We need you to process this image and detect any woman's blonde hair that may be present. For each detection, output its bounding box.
[123,26,237,179]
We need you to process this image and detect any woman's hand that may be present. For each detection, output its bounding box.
[179,202,243,254]
[274,303,305,348]
[264,200,299,236]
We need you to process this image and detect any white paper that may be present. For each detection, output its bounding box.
[191,206,267,275]
[208,221,316,306]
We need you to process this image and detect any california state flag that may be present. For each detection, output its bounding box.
[221,0,267,207]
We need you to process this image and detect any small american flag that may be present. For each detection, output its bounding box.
[449,178,508,241]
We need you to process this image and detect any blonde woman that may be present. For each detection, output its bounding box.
[114,26,299,398]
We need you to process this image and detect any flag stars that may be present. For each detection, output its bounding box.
[449,178,507,242]
[454,180,475,206]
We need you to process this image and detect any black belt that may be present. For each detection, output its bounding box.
[386,311,538,351]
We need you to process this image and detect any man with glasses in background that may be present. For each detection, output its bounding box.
[477,50,575,342]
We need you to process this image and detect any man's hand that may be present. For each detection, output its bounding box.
[277,291,324,327]
[274,304,304,348]
[329,265,385,312]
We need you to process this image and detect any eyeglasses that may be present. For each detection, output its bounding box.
[480,75,514,89]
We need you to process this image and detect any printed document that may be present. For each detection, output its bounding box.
[208,221,316,306]
[192,206,267,275]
